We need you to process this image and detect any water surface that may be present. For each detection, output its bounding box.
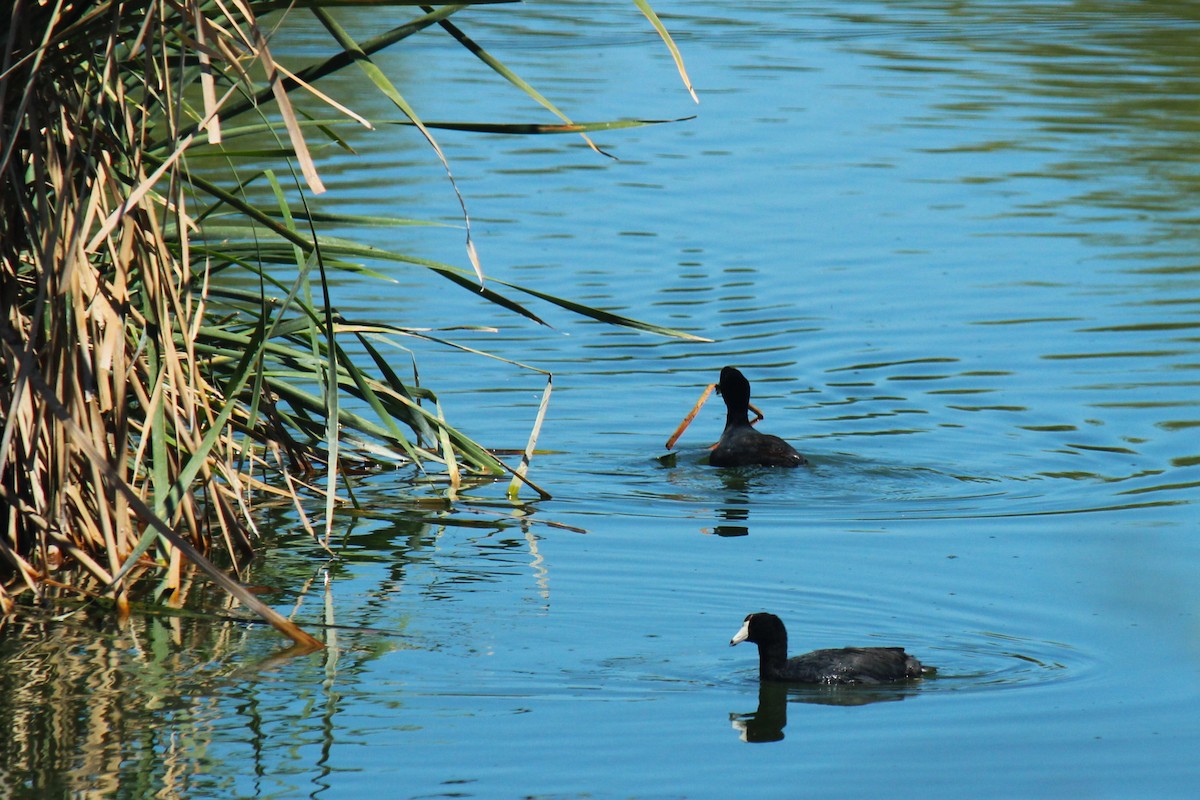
[3,2,1199,798]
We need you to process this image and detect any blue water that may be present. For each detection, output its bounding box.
[3,2,1200,798]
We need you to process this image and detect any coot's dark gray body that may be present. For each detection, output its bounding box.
[709,367,805,468]
[730,613,932,685]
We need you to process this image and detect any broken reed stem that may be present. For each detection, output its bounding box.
[666,382,714,450]
[665,385,767,451]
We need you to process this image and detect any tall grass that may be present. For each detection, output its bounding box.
[0,1,697,647]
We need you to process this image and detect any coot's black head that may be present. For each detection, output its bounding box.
[717,366,752,408]
[730,612,787,648]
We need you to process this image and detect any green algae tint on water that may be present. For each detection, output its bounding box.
[3,2,1200,798]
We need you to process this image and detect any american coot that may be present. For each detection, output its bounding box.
[710,367,805,468]
[730,612,934,685]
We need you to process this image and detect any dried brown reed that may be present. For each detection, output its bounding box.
[0,0,700,648]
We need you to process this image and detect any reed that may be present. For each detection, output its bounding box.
[0,0,700,646]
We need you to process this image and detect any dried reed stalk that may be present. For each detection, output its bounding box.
[0,0,699,645]
[0,0,335,645]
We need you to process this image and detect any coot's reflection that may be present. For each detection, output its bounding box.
[730,681,920,743]
[710,473,751,537]
[712,500,749,537]
[730,682,789,742]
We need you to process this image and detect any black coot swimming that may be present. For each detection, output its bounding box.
[710,367,805,468]
[730,612,934,685]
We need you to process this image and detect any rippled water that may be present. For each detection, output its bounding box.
[4,2,1200,798]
